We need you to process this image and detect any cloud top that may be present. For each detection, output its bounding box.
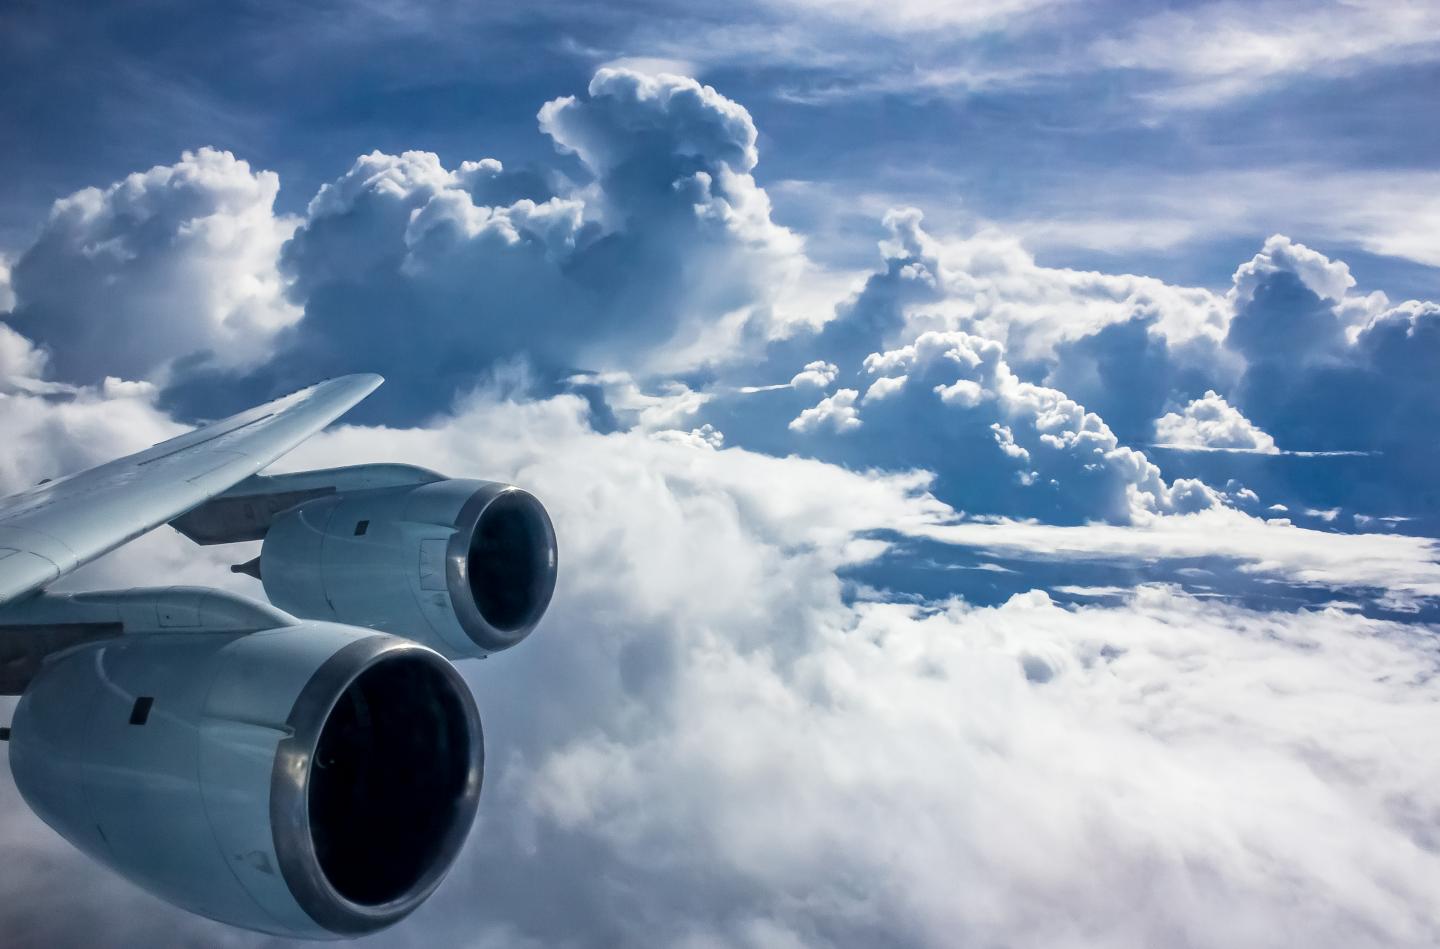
[1155,390,1280,453]
[4,148,299,383]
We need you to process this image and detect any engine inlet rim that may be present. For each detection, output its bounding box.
[270,636,483,935]
[445,485,558,654]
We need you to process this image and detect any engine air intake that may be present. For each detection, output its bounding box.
[309,655,475,906]
[455,487,557,646]
[273,638,483,934]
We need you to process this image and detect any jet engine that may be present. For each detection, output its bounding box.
[5,589,482,939]
[259,479,558,658]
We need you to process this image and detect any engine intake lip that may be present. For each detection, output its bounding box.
[270,636,483,936]
[445,484,558,654]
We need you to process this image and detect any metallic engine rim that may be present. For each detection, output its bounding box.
[444,484,558,654]
[269,635,484,935]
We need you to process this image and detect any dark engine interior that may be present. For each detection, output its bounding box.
[467,491,555,632]
[308,655,475,906]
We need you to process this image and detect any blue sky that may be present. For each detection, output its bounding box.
[3,1,1440,946]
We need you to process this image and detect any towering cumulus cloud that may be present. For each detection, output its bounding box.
[745,209,1222,523]
[1219,237,1440,515]
[264,69,818,419]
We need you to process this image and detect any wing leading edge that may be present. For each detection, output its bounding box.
[0,374,383,606]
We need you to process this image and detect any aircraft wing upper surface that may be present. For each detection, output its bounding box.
[0,373,383,606]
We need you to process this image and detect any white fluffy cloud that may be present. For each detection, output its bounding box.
[751,207,1439,528]
[568,370,711,433]
[263,69,831,421]
[0,69,842,425]
[1223,236,1440,506]
[517,584,1440,948]
[789,359,838,389]
[0,385,180,495]
[841,329,1220,521]
[0,325,50,394]
[1231,233,1359,310]
[767,205,1240,458]
[2,148,300,383]
[788,387,860,433]
[1155,390,1279,453]
[867,208,1230,367]
[539,68,761,182]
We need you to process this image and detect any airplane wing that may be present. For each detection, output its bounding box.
[0,373,382,606]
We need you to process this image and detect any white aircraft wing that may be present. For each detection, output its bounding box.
[0,373,383,606]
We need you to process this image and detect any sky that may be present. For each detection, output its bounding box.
[2,0,1440,946]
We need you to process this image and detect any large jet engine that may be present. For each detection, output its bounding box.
[261,479,557,657]
[2,588,482,939]
[170,465,558,658]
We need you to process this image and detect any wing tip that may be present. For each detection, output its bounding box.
[341,372,385,388]
[324,372,385,398]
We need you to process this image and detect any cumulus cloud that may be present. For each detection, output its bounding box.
[0,382,180,502]
[1230,234,1357,308]
[1155,390,1279,453]
[2,148,299,383]
[1220,238,1440,522]
[838,208,1230,369]
[754,207,1236,452]
[228,68,832,423]
[1225,234,1372,368]
[788,387,860,434]
[650,422,725,450]
[19,75,1389,538]
[789,360,838,389]
[566,370,710,433]
[0,324,52,394]
[782,329,1218,523]
[742,213,1439,528]
[538,68,760,181]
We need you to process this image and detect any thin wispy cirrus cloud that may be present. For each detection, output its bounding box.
[2,2,1440,947]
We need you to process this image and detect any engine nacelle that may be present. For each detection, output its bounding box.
[260,480,558,658]
[8,611,482,939]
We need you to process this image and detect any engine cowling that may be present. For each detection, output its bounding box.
[8,616,482,939]
[260,479,558,658]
